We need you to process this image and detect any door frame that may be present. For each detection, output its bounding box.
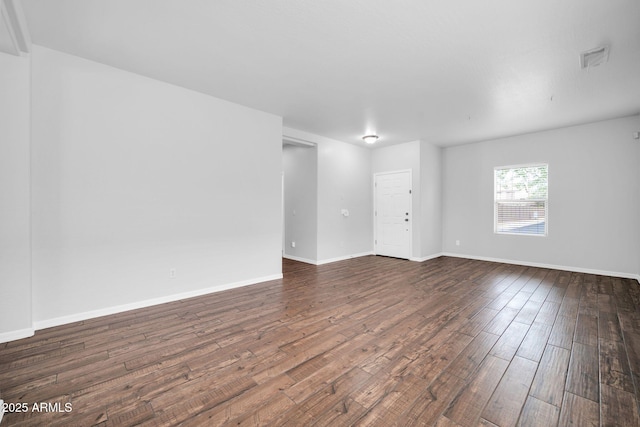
[373,169,413,260]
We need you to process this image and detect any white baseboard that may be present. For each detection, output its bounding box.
[316,251,375,265]
[5,254,638,343]
[1,398,4,424]
[0,327,34,344]
[282,254,318,265]
[284,251,375,266]
[33,273,283,331]
[410,253,445,262]
[292,251,639,284]
[441,252,639,280]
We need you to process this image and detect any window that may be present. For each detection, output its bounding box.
[494,164,548,236]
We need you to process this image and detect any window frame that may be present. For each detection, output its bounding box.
[493,163,548,237]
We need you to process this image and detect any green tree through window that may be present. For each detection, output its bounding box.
[494,165,548,235]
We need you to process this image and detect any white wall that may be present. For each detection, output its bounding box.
[283,128,373,263]
[372,141,422,258]
[0,52,32,342]
[283,144,318,262]
[316,137,373,262]
[636,115,640,279]
[371,140,443,261]
[30,46,283,327]
[420,141,443,258]
[442,115,640,277]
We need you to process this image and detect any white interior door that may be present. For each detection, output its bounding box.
[374,170,412,259]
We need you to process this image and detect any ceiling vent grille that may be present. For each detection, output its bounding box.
[580,46,609,69]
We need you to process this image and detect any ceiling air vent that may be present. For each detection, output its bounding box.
[580,45,609,69]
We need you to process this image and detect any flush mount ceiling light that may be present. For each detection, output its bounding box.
[362,135,379,144]
[580,45,609,69]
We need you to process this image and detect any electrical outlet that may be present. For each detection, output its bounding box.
[169,268,176,278]
[455,240,460,246]
[291,241,296,248]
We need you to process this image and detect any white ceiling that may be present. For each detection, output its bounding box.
[1,0,29,55]
[20,0,640,147]
[0,15,17,55]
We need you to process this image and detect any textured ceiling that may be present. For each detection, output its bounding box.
[21,0,640,147]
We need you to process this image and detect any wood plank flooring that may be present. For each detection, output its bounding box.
[1,256,640,426]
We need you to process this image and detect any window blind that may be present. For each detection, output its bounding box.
[494,164,548,236]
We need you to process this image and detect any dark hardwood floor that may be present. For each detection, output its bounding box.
[1,256,640,426]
